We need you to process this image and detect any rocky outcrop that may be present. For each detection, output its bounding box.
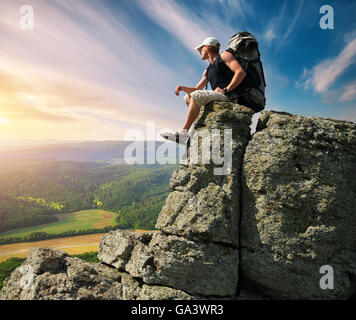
[0,101,253,300]
[240,111,356,299]
[1,103,355,300]
[156,102,252,246]
[95,102,254,299]
[0,247,193,300]
[101,230,239,296]
[98,230,152,269]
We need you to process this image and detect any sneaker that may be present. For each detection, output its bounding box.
[160,131,188,144]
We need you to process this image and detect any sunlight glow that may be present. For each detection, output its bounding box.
[0,117,10,125]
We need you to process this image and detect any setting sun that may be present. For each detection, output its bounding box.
[0,117,9,125]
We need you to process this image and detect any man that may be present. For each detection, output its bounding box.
[161,37,247,144]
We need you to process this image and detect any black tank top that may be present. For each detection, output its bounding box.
[206,49,244,100]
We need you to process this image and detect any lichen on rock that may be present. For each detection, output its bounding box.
[241,110,356,299]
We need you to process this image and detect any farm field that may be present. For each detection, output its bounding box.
[0,233,105,262]
[0,209,118,240]
[0,230,155,263]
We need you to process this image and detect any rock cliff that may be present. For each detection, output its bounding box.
[241,110,356,299]
[1,101,355,300]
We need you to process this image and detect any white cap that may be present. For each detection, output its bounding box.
[194,37,220,53]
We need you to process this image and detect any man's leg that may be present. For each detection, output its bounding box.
[181,95,200,131]
[181,90,227,132]
[184,93,191,107]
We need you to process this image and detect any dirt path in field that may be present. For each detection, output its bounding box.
[0,234,105,257]
[0,230,155,262]
[0,242,101,256]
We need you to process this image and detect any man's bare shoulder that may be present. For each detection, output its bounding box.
[220,50,245,73]
[220,50,235,63]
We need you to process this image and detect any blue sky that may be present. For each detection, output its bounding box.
[0,0,355,143]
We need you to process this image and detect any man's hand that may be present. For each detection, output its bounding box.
[175,86,184,96]
[214,87,225,94]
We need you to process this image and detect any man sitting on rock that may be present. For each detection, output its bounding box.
[161,37,248,144]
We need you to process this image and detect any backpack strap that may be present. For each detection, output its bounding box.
[206,67,208,90]
[257,48,267,87]
[205,65,210,90]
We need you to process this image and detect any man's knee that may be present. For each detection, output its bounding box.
[184,94,191,107]
[190,92,201,105]
[185,94,199,107]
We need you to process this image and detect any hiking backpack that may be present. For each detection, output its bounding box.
[227,31,266,112]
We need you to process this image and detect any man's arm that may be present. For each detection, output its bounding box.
[175,69,207,96]
[195,69,208,90]
[216,51,246,93]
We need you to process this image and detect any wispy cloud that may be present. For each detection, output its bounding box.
[297,36,356,95]
[136,0,209,53]
[135,0,237,53]
[340,81,356,102]
[201,0,254,20]
[264,28,276,42]
[263,0,287,43]
[262,0,304,46]
[219,0,254,20]
[283,0,304,40]
[0,0,191,140]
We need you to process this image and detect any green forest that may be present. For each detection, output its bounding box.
[0,160,178,241]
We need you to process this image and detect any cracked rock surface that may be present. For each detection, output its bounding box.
[156,102,254,246]
[241,111,356,299]
[0,247,194,300]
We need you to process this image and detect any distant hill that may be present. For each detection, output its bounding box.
[0,140,182,239]
[0,140,183,164]
[0,159,178,236]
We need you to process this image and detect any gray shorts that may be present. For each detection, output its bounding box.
[184,90,228,107]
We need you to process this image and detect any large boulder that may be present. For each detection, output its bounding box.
[98,229,152,269]
[241,111,356,299]
[0,247,195,300]
[98,229,239,297]
[156,102,254,246]
[125,231,239,296]
[0,247,122,300]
